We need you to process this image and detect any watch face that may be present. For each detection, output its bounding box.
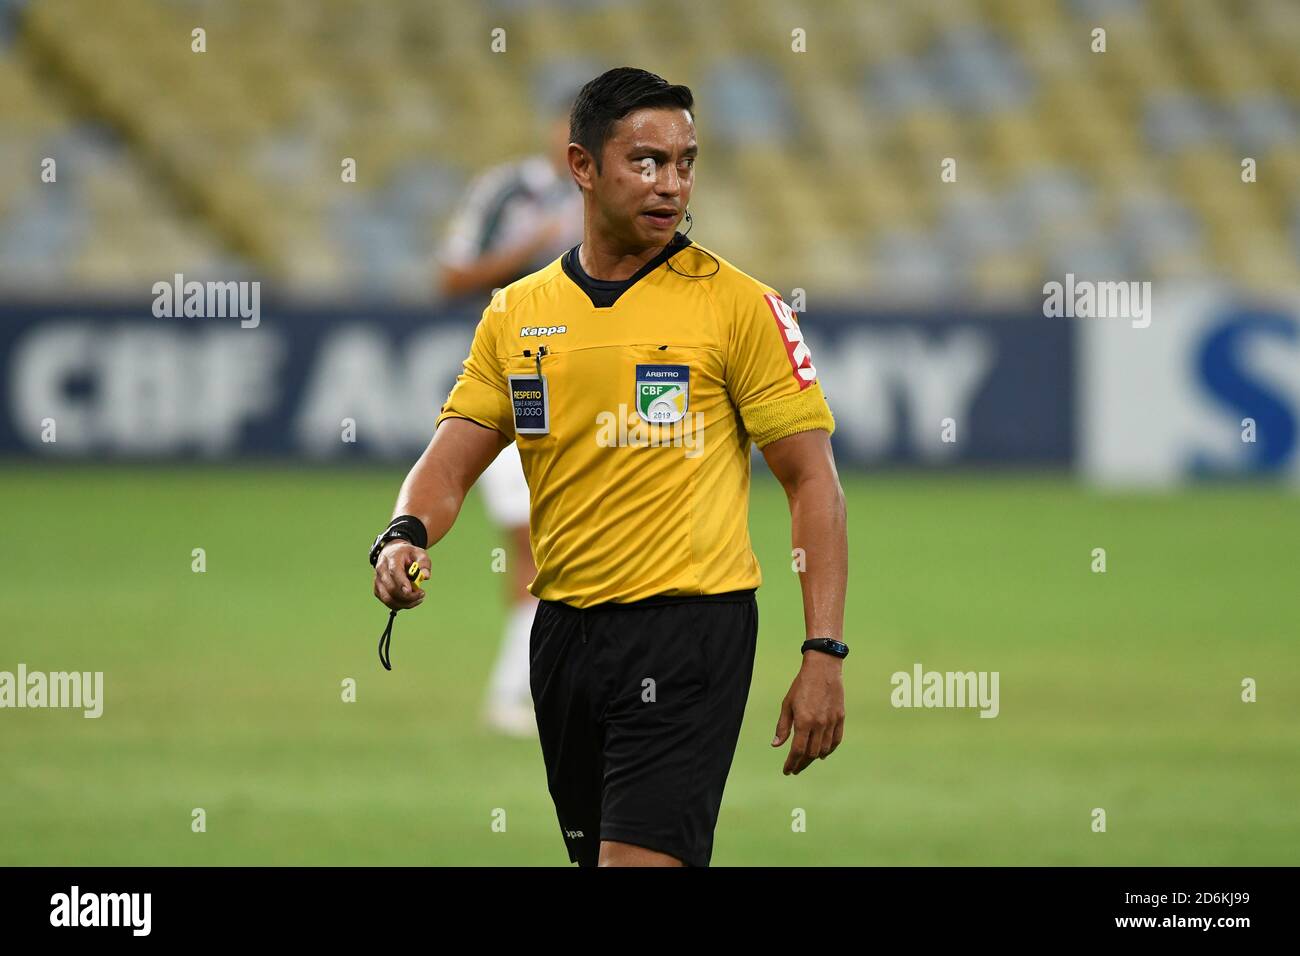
[805,639,848,657]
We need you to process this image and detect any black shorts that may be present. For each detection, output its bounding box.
[529,589,759,867]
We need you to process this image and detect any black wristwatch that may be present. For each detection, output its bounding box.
[801,638,849,660]
[369,515,429,566]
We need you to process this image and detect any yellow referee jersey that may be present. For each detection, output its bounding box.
[435,231,835,608]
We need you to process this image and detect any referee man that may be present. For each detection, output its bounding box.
[370,67,848,867]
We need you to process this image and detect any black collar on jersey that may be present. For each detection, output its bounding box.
[562,231,694,308]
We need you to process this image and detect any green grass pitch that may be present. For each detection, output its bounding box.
[0,465,1296,865]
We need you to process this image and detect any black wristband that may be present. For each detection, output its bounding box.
[801,638,849,659]
[369,514,429,566]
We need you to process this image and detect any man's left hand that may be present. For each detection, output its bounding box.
[772,650,846,775]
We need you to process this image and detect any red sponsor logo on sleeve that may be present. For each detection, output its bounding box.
[763,293,817,389]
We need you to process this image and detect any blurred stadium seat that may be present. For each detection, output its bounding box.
[0,0,1297,301]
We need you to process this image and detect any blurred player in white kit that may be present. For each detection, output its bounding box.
[435,90,583,737]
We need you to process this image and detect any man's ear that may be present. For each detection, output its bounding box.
[568,143,595,192]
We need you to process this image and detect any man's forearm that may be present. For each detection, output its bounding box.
[391,448,467,550]
[789,475,848,642]
[441,234,551,298]
[388,419,507,549]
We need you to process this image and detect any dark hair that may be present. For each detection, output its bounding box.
[569,67,694,174]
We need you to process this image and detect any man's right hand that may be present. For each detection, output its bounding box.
[373,540,431,611]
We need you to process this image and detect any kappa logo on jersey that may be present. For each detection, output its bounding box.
[635,364,689,423]
[520,325,567,337]
[763,294,817,390]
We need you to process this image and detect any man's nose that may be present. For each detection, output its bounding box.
[657,161,681,194]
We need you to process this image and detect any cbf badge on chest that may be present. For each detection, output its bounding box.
[635,364,689,423]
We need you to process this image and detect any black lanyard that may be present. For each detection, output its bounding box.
[377,562,423,670]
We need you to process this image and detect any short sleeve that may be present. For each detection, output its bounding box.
[435,300,515,438]
[725,290,835,448]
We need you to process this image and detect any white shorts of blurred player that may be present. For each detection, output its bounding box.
[478,441,530,528]
[478,441,537,736]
